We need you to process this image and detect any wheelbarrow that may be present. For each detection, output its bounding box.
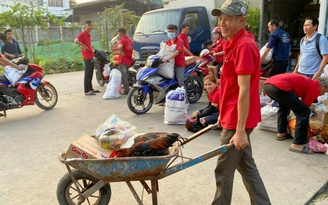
[56,124,233,205]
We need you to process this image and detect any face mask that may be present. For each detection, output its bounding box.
[167,33,175,39]
[0,42,4,48]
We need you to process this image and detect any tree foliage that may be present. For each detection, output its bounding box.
[0,2,65,61]
[95,3,140,50]
[246,2,260,40]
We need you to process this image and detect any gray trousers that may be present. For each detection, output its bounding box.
[212,129,271,205]
[174,66,185,88]
[118,63,129,94]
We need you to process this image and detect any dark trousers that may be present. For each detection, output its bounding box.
[268,60,288,77]
[84,59,94,93]
[263,84,310,144]
[212,129,271,205]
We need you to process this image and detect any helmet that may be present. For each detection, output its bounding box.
[212,27,221,34]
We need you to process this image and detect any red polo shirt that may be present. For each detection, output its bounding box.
[208,86,220,109]
[166,37,185,67]
[264,73,320,107]
[178,33,190,56]
[117,36,134,66]
[219,28,261,129]
[212,38,226,63]
[76,30,93,60]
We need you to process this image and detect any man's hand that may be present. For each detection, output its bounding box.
[82,45,88,51]
[312,72,321,80]
[230,130,249,150]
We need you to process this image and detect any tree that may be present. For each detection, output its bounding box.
[96,4,140,50]
[246,1,260,40]
[0,2,65,62]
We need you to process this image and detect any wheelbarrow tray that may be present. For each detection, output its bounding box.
[59,143,179,182]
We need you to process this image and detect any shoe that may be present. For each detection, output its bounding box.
[85,91,96,96]
[288,145,313,154]
[91,89,101,93]
[276,133,293,141]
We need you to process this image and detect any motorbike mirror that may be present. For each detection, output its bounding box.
[187,36,191,43]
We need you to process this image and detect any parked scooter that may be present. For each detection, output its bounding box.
[197,48,214,77]
[260,61,274,77]
[93,49,138,87]
[127,55,204,115]
[0,56,58,117]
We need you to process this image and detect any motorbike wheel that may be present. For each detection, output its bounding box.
[95,70,105,86]
[34,82,58,110]
[185,75,203,104]
[127,87,154,115]
[57,170,111,205]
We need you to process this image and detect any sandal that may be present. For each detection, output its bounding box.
[288,145,313,154]
[276,133,293,141]
[85,91,96,96]
[91,89,101,93]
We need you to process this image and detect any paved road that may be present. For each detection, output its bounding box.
[0,71,327,205]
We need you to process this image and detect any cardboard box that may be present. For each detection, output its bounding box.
[64,134,114,160]
[185,56,196,66]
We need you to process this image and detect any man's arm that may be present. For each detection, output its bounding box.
[162,50,180,62]
[231,74,251,150]
[260,47,271,64]
[0,57,24,70]
[293,53,302,73]
[74,38,88,51]
[313,54,328,80]
[183,46,193,56]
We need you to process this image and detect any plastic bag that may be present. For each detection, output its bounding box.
[102,69,121,99]
[157,42,176,79]
[308,139,327,153]
[257,104,279,132]
[95,114,137,149]
[260,43,274,64]
[3,64,28,85]
[103,63,111,77]
[164,87,188,124]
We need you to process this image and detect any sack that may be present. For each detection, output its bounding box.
[3,64,28,85]
[260,43,274,64]
[103,63,111,77]
[157,42,175,79]
[95,114,137,149]
[185,118,205,132]
[257,104,279,132]
[102,69,121,99]
[164,87,188,124]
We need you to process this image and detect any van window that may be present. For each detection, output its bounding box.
[183,12,201,34]
[135,10,180,35]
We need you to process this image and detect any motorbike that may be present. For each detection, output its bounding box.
[197,48,214,77]
[260,60,274,77]
[127,55,204,115]
[0,56,58,117]
[93,49,139,87]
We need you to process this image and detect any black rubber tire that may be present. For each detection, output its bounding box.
[56,170,111,205]
[185,75,203,104]
[34,82,58,110]
[127,87,154,115]
[95,70,105,86]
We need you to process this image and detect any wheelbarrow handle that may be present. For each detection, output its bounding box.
[182,123,218,145]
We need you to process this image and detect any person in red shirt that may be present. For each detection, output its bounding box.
[209,27,226,78]
[162,24,186,88]
[178,23,193,56]
[186,75,220,132]
[117,27,134,95]
[211,1,271,204]
[263,73,328,153]
[74,20,99,96]
[244,24,255,40]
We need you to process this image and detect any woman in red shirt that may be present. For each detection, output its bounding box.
[186,75,219,132]
[209,27,226,79]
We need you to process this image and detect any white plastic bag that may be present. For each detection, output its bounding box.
[260,43,274,64]
[102,69,121,99]
[103,63,111,77]
[3,64,28,85]
[164,87,188,124]
[157,42,176,79]
[257,104,279,132]
[95,114,137,149]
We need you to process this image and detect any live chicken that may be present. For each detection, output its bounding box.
[109,132,184,158]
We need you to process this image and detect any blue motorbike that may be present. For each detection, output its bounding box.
[127,55,203,115]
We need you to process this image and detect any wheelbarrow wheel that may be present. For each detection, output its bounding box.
[56,169,111,205]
